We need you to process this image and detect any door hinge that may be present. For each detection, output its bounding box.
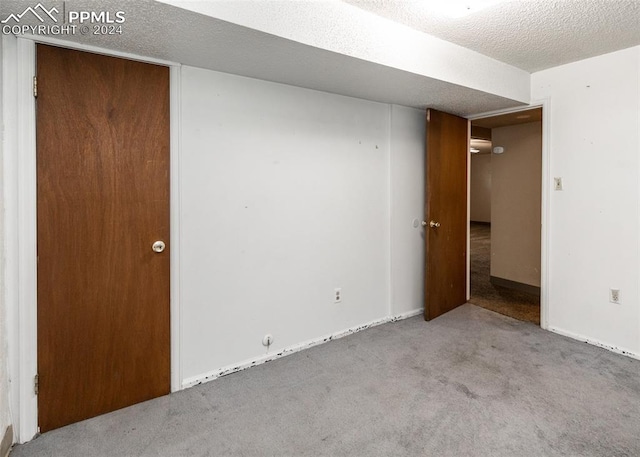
[33,76,38,98]
[34,374,39,395]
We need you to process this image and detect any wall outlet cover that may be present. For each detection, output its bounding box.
[610,288,620,304]
[554,177,563,191]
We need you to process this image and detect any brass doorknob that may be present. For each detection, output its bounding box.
[429,221,441,228]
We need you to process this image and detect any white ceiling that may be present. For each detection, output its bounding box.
[344,0,640,72]
[3,0,638,115]
[1,0,529,115]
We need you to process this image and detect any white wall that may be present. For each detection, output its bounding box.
[390,105,425,315]
[470,154,491,223]
[532,46,640,354]
[0,34,12,448]
[180,66,425,385]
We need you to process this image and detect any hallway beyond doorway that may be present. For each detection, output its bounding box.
[469,222,540,324]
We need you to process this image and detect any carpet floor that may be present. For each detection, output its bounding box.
[469,222,540,324]
[11,305,640,457]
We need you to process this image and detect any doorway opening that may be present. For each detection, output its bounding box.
[468,108,542,324]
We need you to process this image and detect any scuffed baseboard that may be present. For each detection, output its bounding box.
[182,308,424,389]
[548,326,640,361]
[1,425,13,457]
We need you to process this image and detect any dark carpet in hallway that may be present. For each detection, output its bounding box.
[469,222,540,324]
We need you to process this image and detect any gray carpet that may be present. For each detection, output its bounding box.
[11,305,640,456]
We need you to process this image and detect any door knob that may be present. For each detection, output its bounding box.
[429,221,441,228]
[152,240,166,253]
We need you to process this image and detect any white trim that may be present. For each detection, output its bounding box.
[17,35,179,67]
[169,65,182,393]
[3,34,22,443]
[7,37,182,442]
[392,308,423,320]
[5,37,39,443]
[536,98,551,330]
[17,37,38,442]
[467,100,550,330]
[466,119,471,301]
[637,46,640,358]
[386,104,393,317]
[547,326,640,361]
[181,308,424,389]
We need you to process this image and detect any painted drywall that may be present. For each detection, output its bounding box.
[0,34,12,447]
[389,105,426,315]
[490,122,542,287]
[158,0,530,106]
[180,66,400,384]
[470,154,492,223]
[532,46,640,354]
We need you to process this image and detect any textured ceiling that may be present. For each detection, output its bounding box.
[343,0,640,72]
[10,1,636,114]
[1,0,525,116]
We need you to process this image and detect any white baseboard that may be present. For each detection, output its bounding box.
[182,308,424,389]
[389,308,423,321]
[547,326,640,361]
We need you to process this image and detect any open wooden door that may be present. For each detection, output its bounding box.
[36,45,171,432]
[424,109,469,320]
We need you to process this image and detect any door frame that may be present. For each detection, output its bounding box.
[3,35,183,442]
[466,100,551,330]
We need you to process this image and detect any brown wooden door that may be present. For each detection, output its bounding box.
[36,45,170,432]
[424,109,469,320]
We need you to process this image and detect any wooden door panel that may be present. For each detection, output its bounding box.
[37,45,170,432]
[424,109,468,320]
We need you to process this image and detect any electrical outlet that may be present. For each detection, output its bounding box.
[554,177,563,191]
[334,288,342,303]
[610,288,620,304]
